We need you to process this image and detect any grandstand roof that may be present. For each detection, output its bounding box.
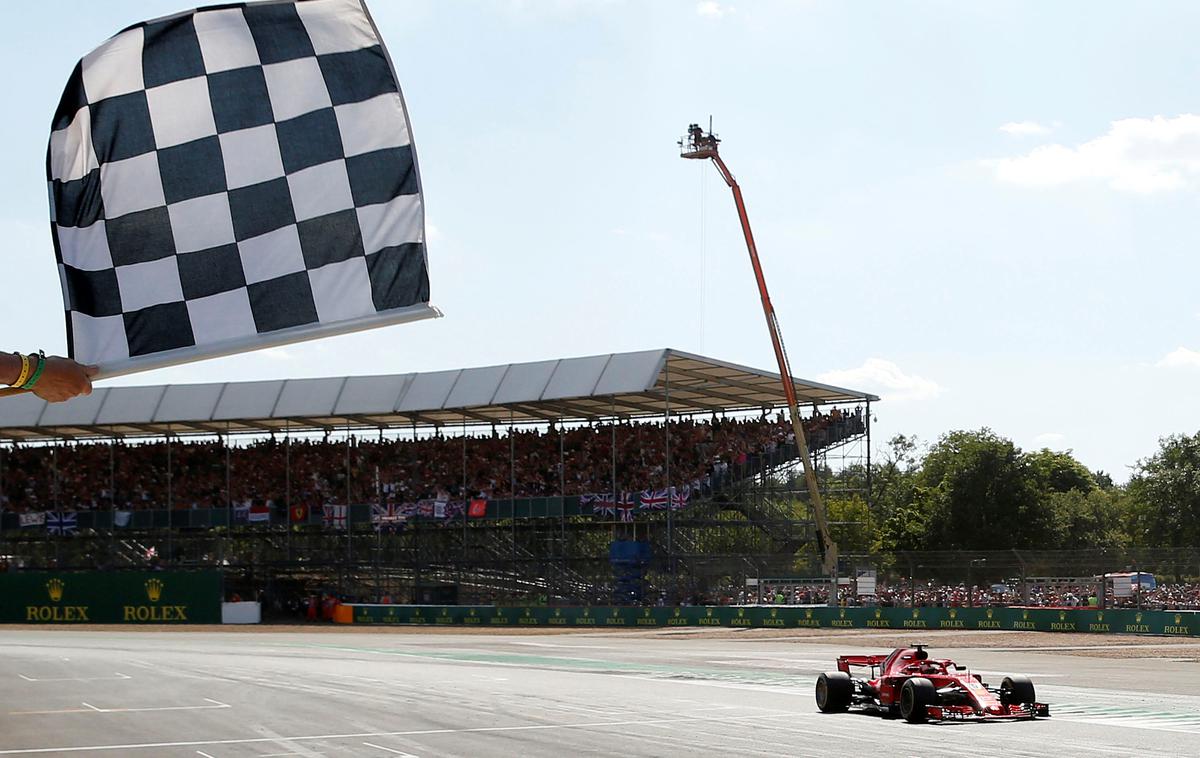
[0,349,878,442]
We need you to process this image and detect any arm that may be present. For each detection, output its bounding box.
[2,352,99,403]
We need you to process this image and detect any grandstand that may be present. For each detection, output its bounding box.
[0,349,877,608]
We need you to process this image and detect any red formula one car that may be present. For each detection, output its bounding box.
[815,644,1050,723]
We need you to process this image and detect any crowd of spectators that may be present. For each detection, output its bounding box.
[737,579,1200,611]
[1139,582,1200,611]
[0,409,865,515]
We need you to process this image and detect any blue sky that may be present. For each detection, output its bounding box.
[4,0,1199,479]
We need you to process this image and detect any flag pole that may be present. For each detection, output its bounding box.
[462,417,467,598]
[285,420,291,565]
[109,430,115,565]
[665,357,673,599]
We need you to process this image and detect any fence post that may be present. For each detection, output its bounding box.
[906,553,916,608]
[1013,549,1028,605]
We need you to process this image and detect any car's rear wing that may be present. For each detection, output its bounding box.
[837,654,888,673]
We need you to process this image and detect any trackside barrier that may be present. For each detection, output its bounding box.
[0,571,222,624]
[221,601,262,624]
[338,604,1200,637]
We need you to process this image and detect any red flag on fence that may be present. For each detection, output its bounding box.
[468,499,488,518]
[248,501,271,523]
[290,504,308,523]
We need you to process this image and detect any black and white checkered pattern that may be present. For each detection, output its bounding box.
[48,0,431,370]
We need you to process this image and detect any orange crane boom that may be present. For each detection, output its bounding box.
[680,123,839,577]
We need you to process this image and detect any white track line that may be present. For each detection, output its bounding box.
[362,743,419,757]
[0,711,800,755]
[9,699,230,716]
[597,725,790,758]
[1052,715,1200,735]
[17,673,132,682]
[508,642,618,649]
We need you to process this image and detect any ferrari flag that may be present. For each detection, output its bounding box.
[47,0,435,376]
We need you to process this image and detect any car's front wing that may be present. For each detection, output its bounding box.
[926,703,1050,721]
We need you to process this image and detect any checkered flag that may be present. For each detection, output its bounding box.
[48,0,436,376]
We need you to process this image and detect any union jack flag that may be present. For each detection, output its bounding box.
[591,494,616,517]
[322,504,347,531]
[372,503,404,531]
[615,492,637,521]
[47,511,77,536]
[639,489,670,510]
[671,487,690,510]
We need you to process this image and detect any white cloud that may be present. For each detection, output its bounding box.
[1157,346,1200,369]
[426,220,442,242]
[817,358,941,403]
[998,121,1052,136]
[1032,432,1066,448]
[985,114,1200,192]
[696,1,732,18]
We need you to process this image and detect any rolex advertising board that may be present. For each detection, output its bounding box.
[0,571,222,624]
[340,603,1199,637]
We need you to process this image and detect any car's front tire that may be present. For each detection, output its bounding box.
[1000,675,1036,706]
[816,671,852,713]
[899,677,936,723]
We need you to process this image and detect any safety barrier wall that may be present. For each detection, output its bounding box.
[0,570,222,624]
[340,604,1199,636]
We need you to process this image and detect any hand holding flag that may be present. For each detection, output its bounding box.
[0,352,97,402]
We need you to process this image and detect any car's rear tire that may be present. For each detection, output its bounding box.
[900,677,936,723]
[1000,675,1036,706]
[816,671,852,713]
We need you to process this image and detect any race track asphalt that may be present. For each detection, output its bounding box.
[0,627,1197,757]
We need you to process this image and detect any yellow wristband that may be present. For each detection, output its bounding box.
[11,353,30,388]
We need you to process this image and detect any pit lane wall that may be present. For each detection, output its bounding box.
[0,571,222,624]
[336,604,1199,636]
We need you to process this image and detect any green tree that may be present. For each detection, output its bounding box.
[1126,432,1200,547]
[855,430,1135,552]
[1092,469,1116,490]
[1027,448,1097,494]
[894,429,1057,550]
[1045,488,1129,550]
[870,435,922,548]
[825,495,872,553]
[878,488,934,552]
